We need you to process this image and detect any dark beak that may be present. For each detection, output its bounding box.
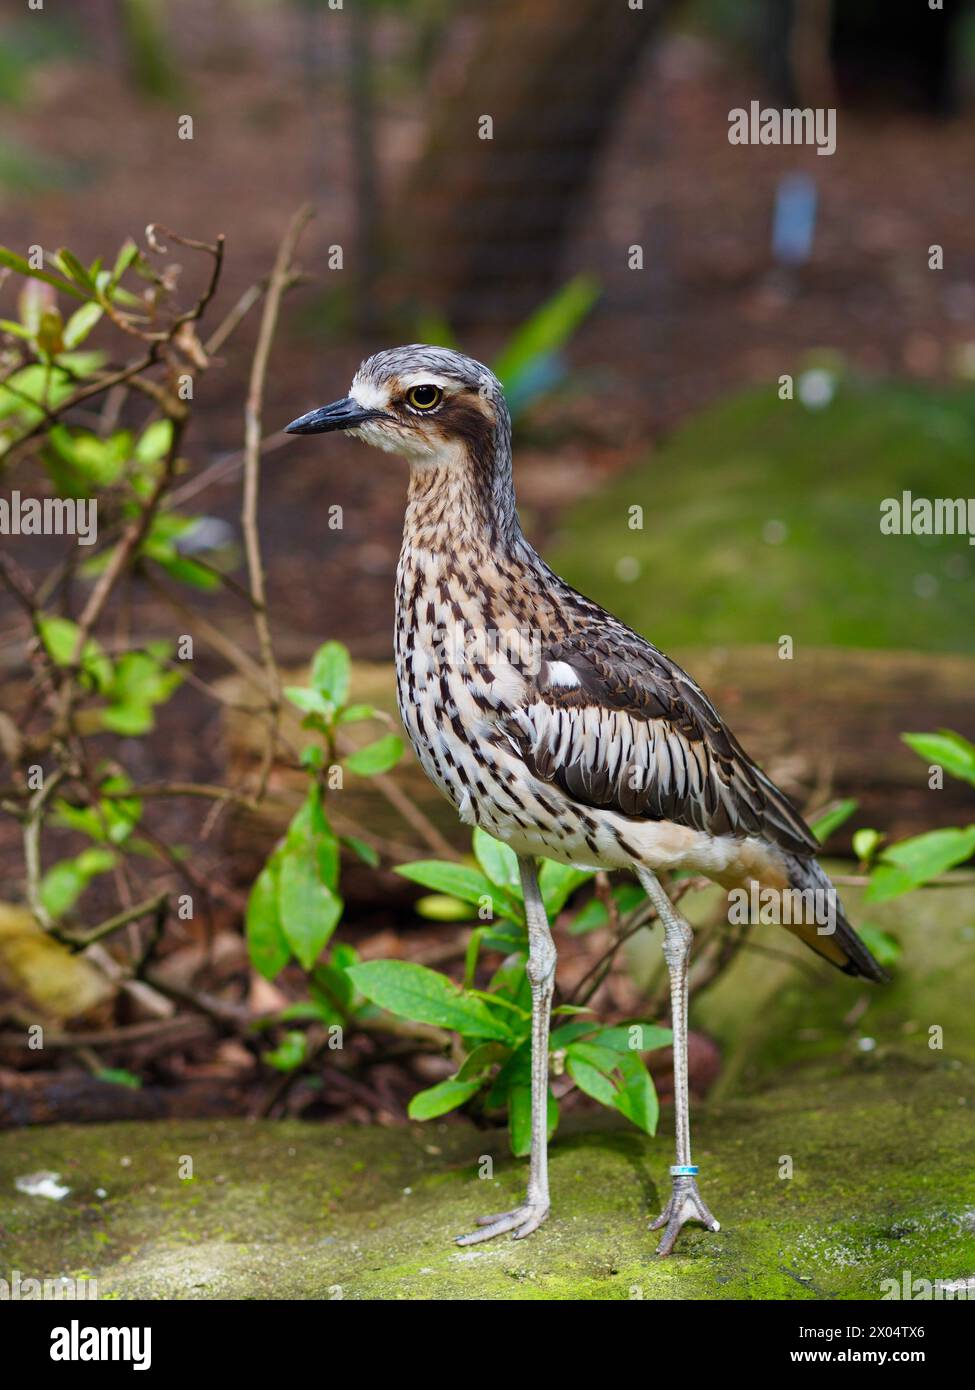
[284,397,383,435]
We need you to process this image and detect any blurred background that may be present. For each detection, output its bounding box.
[3,0,975,662]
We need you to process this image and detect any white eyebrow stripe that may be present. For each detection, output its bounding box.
[399,371,451,391]
[350,379,390,411]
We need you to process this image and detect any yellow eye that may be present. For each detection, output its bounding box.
[406,384,443,411]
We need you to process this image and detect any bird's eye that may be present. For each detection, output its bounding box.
[405,384,443,411]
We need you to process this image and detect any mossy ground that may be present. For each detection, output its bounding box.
[1,1060,972,1300]
[547,376,975,654]
[2,880,972,1300]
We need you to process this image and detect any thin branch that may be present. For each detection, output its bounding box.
[62,891,168,951]
[241,203,313,799]
[23,767,66,930]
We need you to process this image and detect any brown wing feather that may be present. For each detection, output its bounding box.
[503,629,820,858]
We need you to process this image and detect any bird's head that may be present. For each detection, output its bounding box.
[285,344,510,468]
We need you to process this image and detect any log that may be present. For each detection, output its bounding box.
[0,1067,248,1129]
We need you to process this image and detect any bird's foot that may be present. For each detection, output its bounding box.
[651,1172,720,1256]
[454,1199,549,1246]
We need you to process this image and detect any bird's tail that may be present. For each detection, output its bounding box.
[780,854,889,983]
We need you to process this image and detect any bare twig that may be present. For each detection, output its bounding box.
[22,767,67,930]
[62,891,169,951]
[241,203,314,799]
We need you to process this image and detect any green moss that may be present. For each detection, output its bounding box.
[548,377,975,653]
[1,1058,972,1300]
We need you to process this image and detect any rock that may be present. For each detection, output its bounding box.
[1,1056,971,1300]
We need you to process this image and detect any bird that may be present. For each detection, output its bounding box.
[286,345,887,1256]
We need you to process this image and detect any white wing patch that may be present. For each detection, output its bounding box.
[545,660,581,689]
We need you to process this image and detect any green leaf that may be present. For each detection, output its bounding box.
[99,702,154,735]
[276,1002,327,1024]
[108,649,181,711]
[134,418,173,465]
[310,958,355,1018]
[865,825,975,902]
[284,686,333,719]
[335,703,380,725]
[487,956,532,1014]
[480,920,528,954]
[39,861,85,919]
[395,860,498,910]
[39,847,116,918]
[149,550,220,591]
[595,1021,673,1054]
[864,865,916,903]
[853,923,902,968]
[108,238,139,291]
[37,614,113,692]
[95,1068,141,1090]
[611,1051,659,1135]
[472,827,521,893]
[63,302,103,349]
[54,247,96,294]
[492,274,600,395]
[75,847,116,877]
[464,925,484,986]
[265,1031,308,1072]
[277,842,343,970]
[902,730,975,788]
[408,1075,484,1120]
[567,1039,627,1073]
[508,1083,558,1157]
[568,880,645,935]
[310,641,350,708]
[285,789,340,890]
[852,827,884,864]
[340,835,379,869]
[44,424,131,491]
[343,734,403,776]
[0,245,87,301]
[346,960,514,1040]
[549,1019,603,1050]
[566,1055,617,1107]
[810,797,858,845]
[538,859,594,917]
[456,1041,508,1080]
[245,861,291,980]
[415,893,475,921]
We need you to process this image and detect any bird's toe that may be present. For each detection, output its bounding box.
[455,1202,549,1246]
[652,1178,720,1256]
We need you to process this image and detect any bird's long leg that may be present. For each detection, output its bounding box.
[636,867,720,1256]
[455,856,554,1245]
